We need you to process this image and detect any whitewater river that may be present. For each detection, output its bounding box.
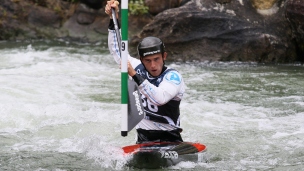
[0,40,303,170]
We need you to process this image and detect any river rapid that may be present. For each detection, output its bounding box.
[0,40,303,171]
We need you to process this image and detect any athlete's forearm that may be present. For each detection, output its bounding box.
[138,78,183,106]
[108,29,121,64]
[108,19,141,73]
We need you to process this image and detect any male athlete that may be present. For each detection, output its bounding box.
[105,0,185,144]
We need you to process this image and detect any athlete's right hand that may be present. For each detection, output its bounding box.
[105,0,119,19]
[127,61,137,77]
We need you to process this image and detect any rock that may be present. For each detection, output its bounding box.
[0,0,302,63]
[0,0,48,39]
[28,6,62,28]
[286,0,304,62]
[77,12,96,25]
[250,0,278,10]
[145,0,181,16]
[1,0,15,12]
[130,0,297,63]
[129,14,153,36]
[180,0,191,6]
[62,3,108,42]
[80,0,105,10]
[215,0,232,4]
[30,0,47,7]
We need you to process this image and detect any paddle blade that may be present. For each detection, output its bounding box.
[127,80,145,131]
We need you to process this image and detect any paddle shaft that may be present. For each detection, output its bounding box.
[111,7,128,137]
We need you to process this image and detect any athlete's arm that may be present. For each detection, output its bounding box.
[108,23,141,68]
[137,71,185,106]
[108,23,121,64]
[106,0,141,68]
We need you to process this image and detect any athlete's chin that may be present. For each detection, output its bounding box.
[150,71,160,77]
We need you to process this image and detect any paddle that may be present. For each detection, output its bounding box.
[111,6,145,136]
[111,8,121,54]
[127,79,145,131]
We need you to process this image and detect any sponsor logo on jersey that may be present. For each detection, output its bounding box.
[133,91,144,115]
[136,69,145,76]
[157,78,161,83]
[165,71,181,85]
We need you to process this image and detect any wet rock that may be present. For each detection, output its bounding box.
[28,6,62,28]
[215,0,232,4]
[286,0,304,62]
[62,3,108,42]
[130,0,297,63]
[145,0,181,16]
[80,0,104,10]
[1,0,15,12]
[77,12,96,25]
[0,0,60,39]
[29,0,47,7]
[180,0,191,6]
[0,0,302,63]
[250,0,278,10]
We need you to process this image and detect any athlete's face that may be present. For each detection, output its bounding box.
[141,52,167,77]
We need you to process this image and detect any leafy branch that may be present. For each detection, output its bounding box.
[129,0,149,15]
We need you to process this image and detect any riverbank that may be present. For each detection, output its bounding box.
[0,0,303,63]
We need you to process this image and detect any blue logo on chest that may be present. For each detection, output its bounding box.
[165,71,181,85]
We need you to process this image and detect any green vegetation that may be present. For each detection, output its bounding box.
[129,0,149,15]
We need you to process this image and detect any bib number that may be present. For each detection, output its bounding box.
[141,94,158,112]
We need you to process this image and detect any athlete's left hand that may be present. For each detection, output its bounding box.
[105,0,119,19]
